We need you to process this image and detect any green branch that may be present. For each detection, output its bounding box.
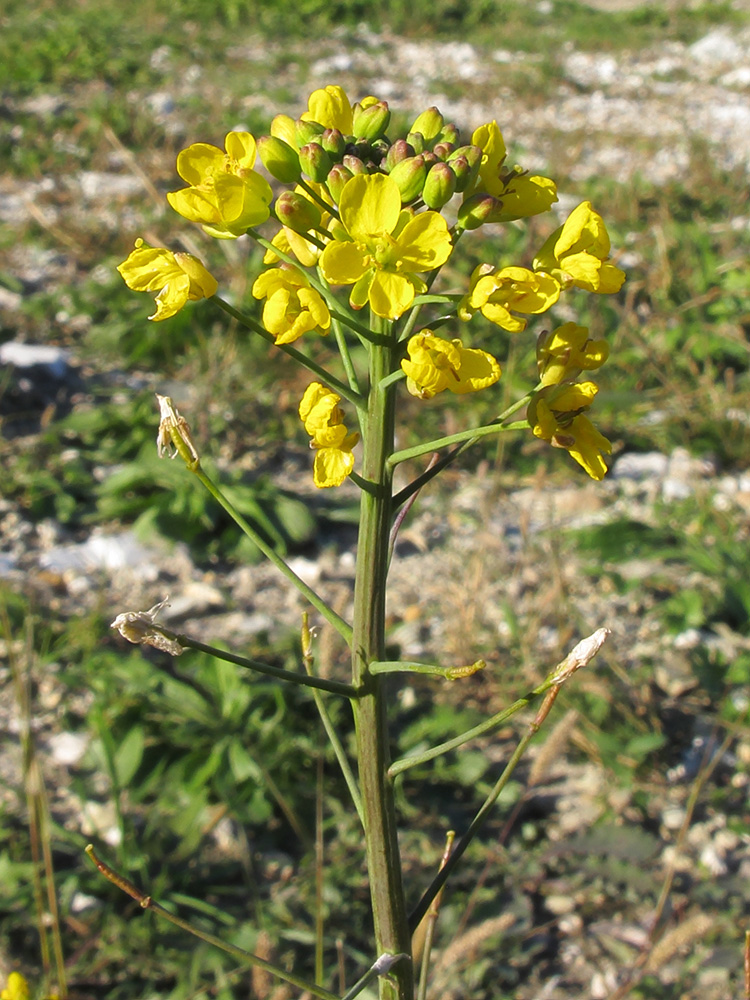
[389,418,528,467]
[369,659,485,680]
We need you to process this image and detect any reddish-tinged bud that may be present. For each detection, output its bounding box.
[326,163,354,203]
[457,192,501,230]
[422,162,457,209]
[370,138,390,166]
[433,141,455,161]
[439,123,460,146]
[295,118,325,147]
[275,190,321,234]
[353,100,391,141]
[409,107,444,143]
[448,145,482,191]
[299,142,333,183]
[385,139,415,172]
[389,154,428,203]
[342,154,367,175]
[421,151,439,169]
[321,128,347,158]
[257,135,301,183]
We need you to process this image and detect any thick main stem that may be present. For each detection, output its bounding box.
[351,335,413,1000]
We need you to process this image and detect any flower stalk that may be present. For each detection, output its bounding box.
[109,82,625,999]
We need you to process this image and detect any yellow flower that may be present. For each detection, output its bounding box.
[471,121,558,221]
[533,201,626,293]
[299,382,359,488]
[166,131,273,239]
[537,322,609,386]
[252,266,331,344]
[459,264,560,332]
[2,973,30,1000]
[528,381,611,480]
[401,332,501,399]
[302,85,356,133]
[117,239,218,321]
[319,174,452,320]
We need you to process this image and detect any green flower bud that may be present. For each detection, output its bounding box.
[389,154,428,204]
[439,123,460,146]
[421,151,438,169]
[422,162,457,209]
[326,163,354,203]
[456,192,501,230]
[295,118,325,147]
[406,131,426,154]
[257,135,302,184]
[409,107,444,143]
[385,139,415,172]
[432,141,455,161]
[353,100,391,141]
[275,190,321,234]
[299,142,333,183]
[321,128,347,158]
[342,154,367,175]
[448,145,482,192]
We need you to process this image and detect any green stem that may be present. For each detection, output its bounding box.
[180,455,352,644]
[389,419,528,467]
[350,319,413,1000]
[370,660,485,680]
[389,677,554,777]
[298,177,341,220]
[330,312,362,398]
[171,633,357,697]
[407,687,562,932]
[214,297,361,407]
[85,846,338,1000]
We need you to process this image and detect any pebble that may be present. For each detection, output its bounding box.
[39,530,162,576]
[0,341,72,377]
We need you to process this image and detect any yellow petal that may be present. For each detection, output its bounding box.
[313,446,355,488]
[175,142,224,185]
[320,240,369,285]
[339,173,401,239]
[224,130,257,169]
[394,211,453,271]
[303,85,353,133]
[368,270,415,319]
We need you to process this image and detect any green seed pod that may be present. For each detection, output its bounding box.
[257,135,302,184]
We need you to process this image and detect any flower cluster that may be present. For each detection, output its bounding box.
[116,83,625,485]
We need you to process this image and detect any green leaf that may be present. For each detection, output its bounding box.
[114,725,145,786]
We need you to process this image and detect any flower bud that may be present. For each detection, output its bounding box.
[409,107,444,144]
[321,128,347,158]
[295,117,325,147]
[342,154,367,175]
[353,100,391,141]
[448,144,482,191]
[433,141,455,161]
[389,154,428,203]
[422,162,457,209]
[421,151,438,169]
[456,192,501,230]
[257,135,301,183]
[385,139,415,172]
[326,163,354,203]
[439,123,460,146]
[299,142,333,183]
[275,190,321,234]
[406,131,426,154]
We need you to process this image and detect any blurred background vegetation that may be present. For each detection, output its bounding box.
[1,0,750,998]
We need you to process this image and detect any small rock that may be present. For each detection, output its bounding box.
[0,341,71,377]
[612,452,668,480]
[48,732,88,766]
